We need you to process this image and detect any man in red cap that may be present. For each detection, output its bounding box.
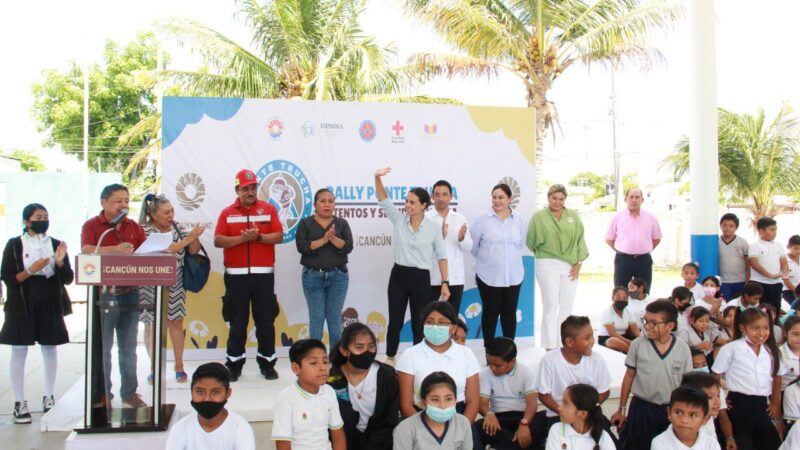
[214,169,283,381]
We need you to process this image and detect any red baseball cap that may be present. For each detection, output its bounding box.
[235,169,258,188]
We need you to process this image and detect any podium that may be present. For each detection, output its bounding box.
[74,253,178,433]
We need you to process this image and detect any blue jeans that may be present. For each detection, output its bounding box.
[100,290,140,399]
[302,266,349,344]
[721,282,746,302]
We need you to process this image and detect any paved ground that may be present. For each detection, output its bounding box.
[0,269,678,449]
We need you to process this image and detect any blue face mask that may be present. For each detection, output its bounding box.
[426,404,456,423]
[692,366,710,373]
[424,325,451,346]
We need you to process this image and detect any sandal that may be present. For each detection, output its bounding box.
[176,371,188,383]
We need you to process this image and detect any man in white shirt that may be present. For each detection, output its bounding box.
[166,362,255,450]
[427,179,473,314]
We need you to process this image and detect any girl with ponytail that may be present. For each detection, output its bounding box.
[546,383,615,450]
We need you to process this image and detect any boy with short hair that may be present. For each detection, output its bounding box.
[651,385,720,450]
[611,300,693,450]
[719,213,750,301]
[681,372,736,450]
[749,217,789,310]
[690,347,709,372]
[272,339,345,450]
[532,316,612,450]
[165,362,255,450]
[476,337,537,450]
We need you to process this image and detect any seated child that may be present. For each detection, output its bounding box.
[477,337,537,450]
[681,372,735,449]
[545,384,615,450]
[690,347,709,373]
[627,277,653,325]
[726,281,762,309]
[715,305,737,347]
[393,371,473,449]
[598,287,640,354]
[612,300,693,450]
[682,263,706,309]
[651,385,720,450]
[165,362,255,450]
[762,303,784,344]
[534,316,612,450]
[453,319,468,345]
[670,287,694,331]
[781,316,800,434]
[272,339,345,450]
[677,307,717,367]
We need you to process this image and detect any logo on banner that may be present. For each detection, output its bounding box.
[359,120,376,142]
[267,117,284,140]
[498,176,521,210]
[83,262,96,276]
[391,120,405,144]
[301,121,315,138]
[255,160,313,242]
[422,123,440,140]
[176,173,206,211]
[320,122,344,136]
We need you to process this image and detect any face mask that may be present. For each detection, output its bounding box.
[348,350,376,370]
[628,291,639,300]
[29,220,49,234]
[692,366,710,374]
[426,404,456,423]
[614,300,629,311]
[678,302,691,312]
[191,400,227,420]
[703,287,717,297]
[424,325,451,346]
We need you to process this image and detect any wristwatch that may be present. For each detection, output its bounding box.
[441,281,449,286]
[520,418,529,426]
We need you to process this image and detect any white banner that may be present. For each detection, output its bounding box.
[162,97,536,356]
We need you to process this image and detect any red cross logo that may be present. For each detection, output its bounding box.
[392,120,404,136]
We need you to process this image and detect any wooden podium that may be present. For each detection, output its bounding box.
[74,253,177,433]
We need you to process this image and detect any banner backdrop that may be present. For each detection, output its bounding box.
[161,97,536,357]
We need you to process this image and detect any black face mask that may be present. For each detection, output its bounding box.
[348,350,377,370]
[191,400,227,419]
[628,290,639,299]
[29,220,49,234]
[678,302,691,312]
[614,300,629,311]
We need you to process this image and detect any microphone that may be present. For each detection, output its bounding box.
[109,209,128,227]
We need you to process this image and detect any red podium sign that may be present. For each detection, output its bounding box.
[75,254,177,286]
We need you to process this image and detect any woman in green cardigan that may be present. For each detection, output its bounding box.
[526,185,588,350]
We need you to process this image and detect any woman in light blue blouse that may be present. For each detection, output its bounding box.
[374,167,449,365]
[470,183,526,348]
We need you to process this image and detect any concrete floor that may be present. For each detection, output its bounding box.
[0,271,676,449]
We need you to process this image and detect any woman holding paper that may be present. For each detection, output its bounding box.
[0,203,73,423]
[138,194,204,383]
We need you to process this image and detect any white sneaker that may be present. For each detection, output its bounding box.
[13,401,32,424]
[43,396,55,413]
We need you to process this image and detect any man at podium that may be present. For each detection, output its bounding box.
[81,183,147,408]
[214,169,283,382]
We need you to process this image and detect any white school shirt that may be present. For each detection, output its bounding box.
[425,209,473,286]
[677,326,717,356]
[349,362,379,432]
[165,410,255,450]
[787,257,800,290]
[626,295,653,324]
[271,383,344,450]
[535,350,611,417]
[20,232,56,278]
[780,419,800,449]
[397,340,480,406]
[687,283,705,304]
[749,238,786,284]
[677,311,690,332]
[545,423,616,450]
[479,362,537,413]
[598,305,635,337]
[651,425,721,450]
[780,343,800,420]
[712,338,787,396]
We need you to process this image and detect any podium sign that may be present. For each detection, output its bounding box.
[76,254,177,286]
[74,254,177,433]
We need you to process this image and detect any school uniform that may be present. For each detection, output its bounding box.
[712,338,787,450]
[598,305,636,347]
[476,362,536,450]
[780,421,800,450]
[392,411,473,450]
[677,325,718,366]
[396,340,480,407]
[780,343,800,431]
[626,296,653,325]
[700,389,727,447]
[327,362,399,449]
[533,350,611,449]
[544,422,616,450]
[784,257,799,304]
[651,425,720,450]
[719,234,749,301]
[622,335,693,450]
[749,238,787,310]
[272,382,344,450]
[165,410,255,450]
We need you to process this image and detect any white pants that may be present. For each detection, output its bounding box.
[536,258,579,349]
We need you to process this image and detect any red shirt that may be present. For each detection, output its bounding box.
[214,198,282,269]
[81,211,146,250]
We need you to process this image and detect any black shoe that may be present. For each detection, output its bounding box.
[228,370,241,382]
[261,366,279,380]
[43,395,55,413]
[13,401,32,424]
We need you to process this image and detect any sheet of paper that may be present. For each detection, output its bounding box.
[134,232,173,254]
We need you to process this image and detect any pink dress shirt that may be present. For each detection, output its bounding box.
[605,209,662,255]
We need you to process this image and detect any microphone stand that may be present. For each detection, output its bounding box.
[94,228,116,254]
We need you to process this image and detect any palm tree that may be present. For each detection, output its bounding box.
[403,0,681,193]
[661,104,800,221]
[124,0,432,189]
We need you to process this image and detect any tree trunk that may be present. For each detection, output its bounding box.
[529,84,549,206]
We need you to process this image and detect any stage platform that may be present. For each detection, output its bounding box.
[42,344,626,434]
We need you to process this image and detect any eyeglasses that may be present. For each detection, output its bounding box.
[640,318,669,328]
[424,321,453,327]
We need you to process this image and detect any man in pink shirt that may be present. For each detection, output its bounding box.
[605,188,662,293]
